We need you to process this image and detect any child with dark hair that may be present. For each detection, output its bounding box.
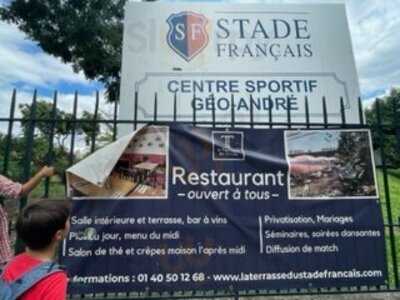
[0,166,55,269]
[1,199,71,300]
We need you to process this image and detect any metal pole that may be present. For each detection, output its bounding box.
[91,91,100,153]
[3,89,17,175]
[44,91,58,198]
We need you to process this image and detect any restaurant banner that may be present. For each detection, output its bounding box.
[61,124,386,294]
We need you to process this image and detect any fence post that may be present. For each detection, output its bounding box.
[231,94,235,128]
[2,90,17,234]
[134,91,139,130]
[90,91,100,153]
[113,92,119,141]
[269,97,273,128]
[287,95,292,129]
[173,92,178,122]
[322,96,328,128]
[44,91,58,198]
[250,94,254,128]
[340,97,346,126]
[392,94,400,157]
[358,97,365,125]
[16,90,38,253]
[69,92,78,166]
[154,92,158,123]
[212,93,216,128]
[305,96,310,129]
[192,93,197,126]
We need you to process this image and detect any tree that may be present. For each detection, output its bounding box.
[337,131,375,195]
[19,101,104,149]
[0,0,156,101]
[365,88,400,168]
[17,100,109,182]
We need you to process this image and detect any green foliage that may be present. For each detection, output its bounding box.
[0,0,126,101]
[366,88,400,168]
[1,100,110,184]
[0,0,157,101]
[80,110,102,146]
[376,169,400,287]
[337,132,375,195]
[19,101,101,148]
[20,101,74,149]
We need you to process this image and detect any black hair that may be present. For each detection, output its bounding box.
[16,199,71,250]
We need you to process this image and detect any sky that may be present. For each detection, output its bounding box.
[287,131,340,153]
[0,0,399,121]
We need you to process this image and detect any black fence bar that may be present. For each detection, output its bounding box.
[212,94,216,128]
[3,116,390,128]
[44,91,58,198]
[113,94,119,142]
[173,93,178,122]
[250,94,254,128]
[15,90,37,252]
[231,94,235,128]
[67,288,400,300]
[154,93,158,123]
[134,91,139,131]
[287,95,291,129]
[322,96,328,128]
[305,96,310,129]
[1,89,16,217]
[358,97,364,125]
[20,90,37,207]
[2,89,16,175]
[340,97,346,126]
[393,95,400,153]
[91,91,100,153]
[192,94,197,126]
[69,92,79,166]
[269,99,273,129]
[0,116,377,126]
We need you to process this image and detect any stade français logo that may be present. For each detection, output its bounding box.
[167,11,209,62]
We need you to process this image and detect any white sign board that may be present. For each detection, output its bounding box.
[119,3,360,135]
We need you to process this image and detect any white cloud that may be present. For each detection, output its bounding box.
[346,0,400,97]
[0,19,103,135]
[0,21,90,89]
[222,0,400,98]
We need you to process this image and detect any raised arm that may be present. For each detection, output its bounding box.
[20,166,55,196]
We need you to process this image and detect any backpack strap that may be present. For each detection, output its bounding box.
[9,261,64,299]
[0,262,10,277]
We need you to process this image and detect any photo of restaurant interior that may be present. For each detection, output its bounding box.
[113,126,168,198]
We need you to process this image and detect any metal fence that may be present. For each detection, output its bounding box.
[1,89,400,299]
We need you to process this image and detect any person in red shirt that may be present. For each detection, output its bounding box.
[1,199,71,300]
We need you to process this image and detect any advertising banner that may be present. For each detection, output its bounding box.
[119,3,361,136]
[62,125,386,294]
